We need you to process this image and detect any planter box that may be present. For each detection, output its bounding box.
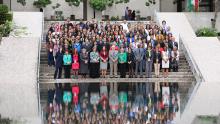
[70,15,75,21]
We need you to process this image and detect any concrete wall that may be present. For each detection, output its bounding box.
[0,37,40,124]
[0,12,43,124]
[160,0,177,12]
[3,0,160,20]
[184,12,220,32]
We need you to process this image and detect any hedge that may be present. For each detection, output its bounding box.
[0,13,13,24]
[196,27,218,37]
[0,4,9,14]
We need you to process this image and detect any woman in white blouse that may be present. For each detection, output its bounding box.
[162,46,170,78]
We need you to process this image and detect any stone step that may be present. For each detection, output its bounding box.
[39,69,192,74]
[39,77,196,83]
[39,72,193,76]
[39,74,194,80]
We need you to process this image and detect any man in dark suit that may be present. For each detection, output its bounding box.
[134,44,145,78]
[54,47,63,79]
[168,37,178,51]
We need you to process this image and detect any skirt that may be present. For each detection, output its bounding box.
[162,60,169,69]
[89,62,100,78]
[100,61,108,70]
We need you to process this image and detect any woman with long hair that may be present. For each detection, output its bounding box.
[162,46,170,78]
[72,48,80,79]
[99,46,108,78]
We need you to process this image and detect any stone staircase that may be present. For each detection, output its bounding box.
[39,41,196,113]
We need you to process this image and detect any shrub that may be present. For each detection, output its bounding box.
[196,27,218,37]
[110,16,119,21]
[65,0,81,7]
[33,0,52,8]
[0,4,9,14]
[0,21,13,37]
[0,13,13,24]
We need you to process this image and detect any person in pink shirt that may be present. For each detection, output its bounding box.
[72,48,80,79]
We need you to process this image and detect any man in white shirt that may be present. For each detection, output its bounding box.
[121,20,129,33]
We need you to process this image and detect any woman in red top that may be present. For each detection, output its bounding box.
[99,46,108,78]
[72,48,79,79]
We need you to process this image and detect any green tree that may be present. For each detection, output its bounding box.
[33,0,52,8]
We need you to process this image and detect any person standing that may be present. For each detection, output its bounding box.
[118,47,127,78]
[171,47,179,72]
[127,47,135,78]
[153,46,161,78]
[63,50,72,78]
[109,45,118,78]
[79,48,89,78]
[71,48,80,79]
[162,46,170,78]
[131,10,136,21]
[99,46,108,78]
[134,44,145,78]
[54,47,63,79]
[145,46,154,78]
[125,7,129,20]
[47,42,55,66]
[89,46,100,78]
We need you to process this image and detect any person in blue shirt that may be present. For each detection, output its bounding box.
[73,39,81,53]
[63,50,72,78]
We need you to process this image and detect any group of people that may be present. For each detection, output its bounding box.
[46,19,179,79]
[125,7,136,21]
[46,82,179,124]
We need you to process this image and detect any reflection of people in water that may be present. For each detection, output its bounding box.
[163,91,169,105]
[162,87,170,106]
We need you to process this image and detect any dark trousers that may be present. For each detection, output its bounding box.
[64,65,71,78]
[48,53,54,66]
[173,66,178,72]
[54,66,62,79]
[119,63,126,78]
[128,63,134,77]
[89,63,100,78]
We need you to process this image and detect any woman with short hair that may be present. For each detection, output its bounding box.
[89,46,100,78]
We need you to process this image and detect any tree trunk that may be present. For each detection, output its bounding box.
[83,0,87,20]
[212,0,219,28]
